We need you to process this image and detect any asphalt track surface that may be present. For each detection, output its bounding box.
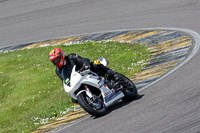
[1,0,200,133]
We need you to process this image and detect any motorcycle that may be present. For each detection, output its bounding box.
[62,57,138,116]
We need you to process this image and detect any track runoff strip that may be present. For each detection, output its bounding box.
[2,28,198,133]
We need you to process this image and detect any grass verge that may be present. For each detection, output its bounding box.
[0,41,150,133]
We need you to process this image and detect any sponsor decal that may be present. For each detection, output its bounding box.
[49,49,54,55]
[50,56,54,59]
[98,79,104,88]
[104,91,122,103]
[73,73,77,76]
[105,90,114,97]
[65,78,69,84]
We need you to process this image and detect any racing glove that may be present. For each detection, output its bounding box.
[83,64,90,70]
[80,64,90,71]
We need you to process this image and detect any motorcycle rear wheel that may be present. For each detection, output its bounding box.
[77,92,107,117]
[119,74,138,101]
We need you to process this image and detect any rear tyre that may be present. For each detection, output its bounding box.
[77,92,107,117]
[119,74,138,101]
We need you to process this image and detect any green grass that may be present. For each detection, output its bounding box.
[0,41,150,133]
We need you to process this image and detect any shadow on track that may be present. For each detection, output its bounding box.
[91,94,144,119]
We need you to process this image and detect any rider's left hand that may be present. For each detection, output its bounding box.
[80,64,90,71]
[83,64,90,70]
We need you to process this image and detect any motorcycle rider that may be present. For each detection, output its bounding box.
[49,48,120,95]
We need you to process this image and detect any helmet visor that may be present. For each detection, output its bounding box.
[52,56,61,66]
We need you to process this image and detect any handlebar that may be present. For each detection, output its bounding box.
[78,69,98,76]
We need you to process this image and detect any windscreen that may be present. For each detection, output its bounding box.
[61,64,74,84]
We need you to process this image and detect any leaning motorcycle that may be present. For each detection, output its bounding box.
[62,57,137,116]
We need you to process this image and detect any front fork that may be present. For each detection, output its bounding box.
[83,85,93,98]
[83,85,103,109]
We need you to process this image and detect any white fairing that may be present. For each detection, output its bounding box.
[63,66,81,93]
[63,64,124,107]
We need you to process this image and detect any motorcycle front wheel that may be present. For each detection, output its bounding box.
[77,92,107,117]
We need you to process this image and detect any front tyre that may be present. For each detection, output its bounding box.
[119,74,138,101]
[77,92,107,117]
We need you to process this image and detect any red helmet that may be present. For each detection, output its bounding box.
[49,48,65,68]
